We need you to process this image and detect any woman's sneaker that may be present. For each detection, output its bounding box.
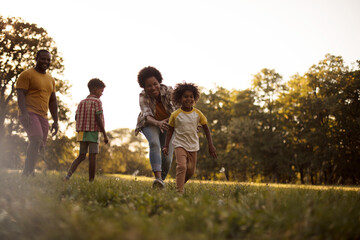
[152,178,165,189]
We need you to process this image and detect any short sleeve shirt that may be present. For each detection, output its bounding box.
[169,108,207,152]
[75,95,104,132]
[15,68,56,118]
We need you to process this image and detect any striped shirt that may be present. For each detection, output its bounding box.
[76,95,104,132]
[135,84,175,136]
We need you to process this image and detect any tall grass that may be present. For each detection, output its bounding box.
[0,171,359,240]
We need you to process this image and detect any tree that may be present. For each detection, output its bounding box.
[0,15,64,126]
[302,55,359,184]
[278,73,314,184]
[196,87,235,180]
[278,55,360,184]
[335,62,360,183]
[251,69,288,182]
[227,89,260,181]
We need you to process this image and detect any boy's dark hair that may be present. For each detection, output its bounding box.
[88,78,106,92]
[172,82,200,106]
[36,49,50,58]
[137,66,163,88]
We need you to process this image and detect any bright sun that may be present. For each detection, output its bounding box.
[5,25,13,32]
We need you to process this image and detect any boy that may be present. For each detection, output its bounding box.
[65,78,108,182]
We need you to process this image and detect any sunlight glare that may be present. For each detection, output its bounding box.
[5,25,13,32]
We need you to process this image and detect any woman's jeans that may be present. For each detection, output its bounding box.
[142,125,174,180]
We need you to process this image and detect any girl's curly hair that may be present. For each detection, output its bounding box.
[137,66,163,88]
[172,82,200,106]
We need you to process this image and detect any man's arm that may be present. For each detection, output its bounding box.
[95,113,108,144]
[16,88,31,128]
[49,92,59,136]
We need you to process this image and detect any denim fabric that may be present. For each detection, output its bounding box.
[142,125,174,180]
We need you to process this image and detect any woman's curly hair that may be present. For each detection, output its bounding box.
[137,66,163,88]
[172,82,200,106]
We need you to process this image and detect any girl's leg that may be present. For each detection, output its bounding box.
[159,130,174,180]
[175,147,188,193]
[142,126,162,178]
[185,151,197,183]
[89,153,97,182]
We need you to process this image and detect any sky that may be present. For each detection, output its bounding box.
[2,0,360,133]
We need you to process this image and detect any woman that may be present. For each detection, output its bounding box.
[135,66,175,188]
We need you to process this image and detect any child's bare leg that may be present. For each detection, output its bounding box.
[66,153,86,179]
[89,153,97,182]
[185,151,197,183]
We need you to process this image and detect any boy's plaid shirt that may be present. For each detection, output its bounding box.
[135,84,175,136]
[76,95,104,132]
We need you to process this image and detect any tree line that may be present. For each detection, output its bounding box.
[196,55,360,185]
[1,16,359,184]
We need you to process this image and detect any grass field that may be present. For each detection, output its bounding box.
[0,171,359,240]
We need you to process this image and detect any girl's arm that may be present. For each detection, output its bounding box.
[162,126,174,156]
[202,124,217,159]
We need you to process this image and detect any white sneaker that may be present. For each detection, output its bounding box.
[152,178,165,189]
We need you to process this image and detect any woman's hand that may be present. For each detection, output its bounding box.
[157,119,169,133]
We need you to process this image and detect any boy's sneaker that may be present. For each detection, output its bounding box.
[152,178,165,189]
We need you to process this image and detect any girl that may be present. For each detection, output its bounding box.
[163,82,217,194]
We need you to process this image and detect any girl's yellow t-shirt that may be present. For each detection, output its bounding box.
[168,108,207,152]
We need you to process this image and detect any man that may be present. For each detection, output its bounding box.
[16,50,58,176]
